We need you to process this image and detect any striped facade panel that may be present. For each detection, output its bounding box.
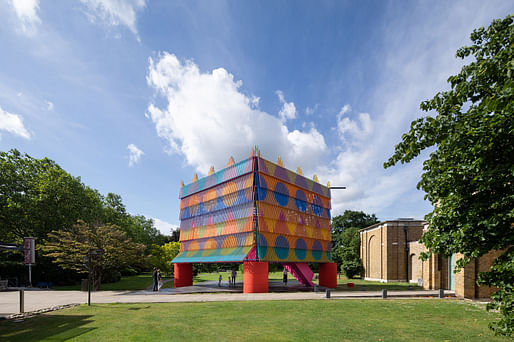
[175,157,256,263]
[255,158,332,263]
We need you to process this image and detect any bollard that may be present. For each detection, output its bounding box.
[381,289,387,299]
[325,289,331,298]
[438,289,444,298]
[19,289,24,313]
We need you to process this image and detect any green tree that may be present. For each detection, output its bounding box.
[331,210,379,235]
[41,220,146,289]
[0,149,166,284]
[333,227,362,278]
[102,193,165,250]
[331,210,379,273]
[385,15,513,336]
[149,242,180,276]
[0,149,104,242]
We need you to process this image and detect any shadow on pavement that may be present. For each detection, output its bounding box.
[0,314,95,342]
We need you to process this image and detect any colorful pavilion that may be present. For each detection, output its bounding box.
[172,147,337,293]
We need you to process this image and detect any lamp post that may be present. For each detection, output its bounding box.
[84,248,102,306]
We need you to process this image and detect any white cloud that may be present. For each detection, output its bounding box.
[10,0,41,35]
[318,2,510,220]
[127,143,143,167]
[336,105,373,143]
[305,104,318,115]
[46,101,54,111]
[0,106,31,139]
[276,90,296,122]
[151,217,178,236]
[146,52,327,175]
[79,0,146,40]
[250,95,260,109]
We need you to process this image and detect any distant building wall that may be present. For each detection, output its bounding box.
[360,220,425,282]
[360,220,501,299]
[452,251,502,299]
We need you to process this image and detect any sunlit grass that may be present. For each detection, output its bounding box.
[0,300,505,341]
[194,272,422,291]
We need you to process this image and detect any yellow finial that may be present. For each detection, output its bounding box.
[227,156,235,167]
[208,166,215,175]
[296,167,303,176]
[313,174,319,183]
[277,156,284,167]
[327,181,331,188]
[251,147,255,157]
[192,173,198,182]
[180,180,184,188]
[256,145,261,157]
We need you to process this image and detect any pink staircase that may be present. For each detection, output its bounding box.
[283,262,314,286]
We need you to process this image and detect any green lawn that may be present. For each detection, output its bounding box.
[334,276,423,291]
[0,300,506,341]
[50,271,422,292]
[53,273,173,291]
[195,272,422,291]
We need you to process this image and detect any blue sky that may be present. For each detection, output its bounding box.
[1,1,512,235]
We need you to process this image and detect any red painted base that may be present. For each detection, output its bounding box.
[174,263,193,287]
[243,261,268,293]
[319,262,337,288]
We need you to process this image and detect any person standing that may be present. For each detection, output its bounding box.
[232,269,237,286]
[283,268,288,286]
[157,269,163,291]
[152,267,158,291]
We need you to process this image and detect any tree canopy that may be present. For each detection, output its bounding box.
[385,15,513,336]
[0,149,103,242]
[331,210,379,276]
[331,210,379,235]
[41,221,146,289]
[149,241,180,276]
[332,227,362,278]
[0,149,167,286]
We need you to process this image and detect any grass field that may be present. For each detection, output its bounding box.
[195,271,422,291]
[51,271,422,292]
[0,300,506,341]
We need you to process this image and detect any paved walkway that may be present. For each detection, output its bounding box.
[0,281,453,318]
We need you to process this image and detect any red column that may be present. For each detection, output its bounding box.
[243,261,268,293]
[319,262,337,288]
[174,263,193,287]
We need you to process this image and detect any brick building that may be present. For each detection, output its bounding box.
[360,219,499,299]
[359,219,426,283]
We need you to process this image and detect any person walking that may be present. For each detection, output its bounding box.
[152,267,158,291]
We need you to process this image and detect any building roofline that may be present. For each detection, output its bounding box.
[359,219,427,232]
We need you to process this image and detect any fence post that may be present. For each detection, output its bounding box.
[19,289,24,313]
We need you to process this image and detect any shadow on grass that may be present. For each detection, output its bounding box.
[0,314,95,342]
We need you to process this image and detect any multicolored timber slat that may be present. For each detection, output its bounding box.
[172,149,332,264]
